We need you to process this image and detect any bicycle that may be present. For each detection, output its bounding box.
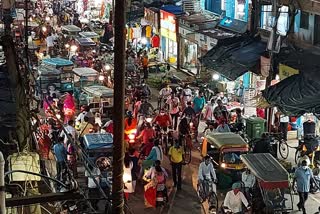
[197,179,218,213]
[269,133,289,159]
[181,133,192,164]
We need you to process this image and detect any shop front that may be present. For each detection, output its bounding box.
[160,10,178,64]
[179,27,198,74]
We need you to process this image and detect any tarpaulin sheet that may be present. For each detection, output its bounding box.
[262,73,320,116]
[200,38,267,80]
[241,153,289,189]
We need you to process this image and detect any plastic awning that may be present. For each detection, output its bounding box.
[241,153,289,189]
[200,37,267,80]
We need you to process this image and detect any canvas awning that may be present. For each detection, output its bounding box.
[200,37,267,80]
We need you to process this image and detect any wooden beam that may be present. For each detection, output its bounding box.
[6,192,83,207]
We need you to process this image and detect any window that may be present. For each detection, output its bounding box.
[261,5,289,36]
[300,11,309,29]
[235,0,247,21]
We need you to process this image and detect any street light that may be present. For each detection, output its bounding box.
[212,73,220,80]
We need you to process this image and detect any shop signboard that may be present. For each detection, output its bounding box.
[160,10,176,41]
[279,64,299,80]
[144,8,159,31]
[218,17,247,34]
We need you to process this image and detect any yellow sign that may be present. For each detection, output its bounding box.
[160,27,176,42]
[279,64,299,80]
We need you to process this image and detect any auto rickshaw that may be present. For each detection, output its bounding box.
[79,85,114,118]
[201,132,249,188]
[79,31,100,43]
[42,58,74,92]
[240,153,293,214]
[61,25,81,37]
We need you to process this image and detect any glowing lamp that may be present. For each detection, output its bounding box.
[70,45,78,52]
[42,26,47,32]
[65,44,70,49]
[98,75,105,81]
[104,64,111,70]
[221,163,226,168]
[212,73,220,80]
[146,117,153,123]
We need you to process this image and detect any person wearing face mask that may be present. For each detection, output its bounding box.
[223,182,250,214]
[294,160,314,214]
[168,139,184,190]
[198,155,217,210]
[153,109,172,130]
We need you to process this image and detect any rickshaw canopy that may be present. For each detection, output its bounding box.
[240,153,289,189]
[79,31,99,39]
[61,25,81,32]
[82,85,114,98]
[38,64,61,76]
[83,133,113,150]
[206,133,248,149]
[42,58,74,68]
[76,38,96,47]
[73,67,99,77]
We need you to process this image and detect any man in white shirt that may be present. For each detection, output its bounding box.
[46,33,55,54]
[242,169,255,199]
[224,182,250,214]
[159,84,172,102]
[198,155,217,210]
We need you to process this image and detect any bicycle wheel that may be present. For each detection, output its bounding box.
[208,191,218,214]
[184,144,192,164]
[162,136,168,155]
[295,149,302,165]
[278,140,289,159]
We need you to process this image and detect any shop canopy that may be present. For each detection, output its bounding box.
[240,153,289,189]
[200,37,267,80]
[262,49,320,116]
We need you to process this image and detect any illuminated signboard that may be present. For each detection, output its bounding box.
[160,10,176,40]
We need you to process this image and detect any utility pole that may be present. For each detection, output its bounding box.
[266,0,280,131]
[0,152,5,214]
[112,0,126,212]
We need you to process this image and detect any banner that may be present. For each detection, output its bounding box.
[279,64,299,80]
[260,56,270,77]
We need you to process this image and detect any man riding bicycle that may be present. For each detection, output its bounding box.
[198,155,217,211]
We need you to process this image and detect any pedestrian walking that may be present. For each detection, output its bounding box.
[294,160,314,214]
[168,140,184,190]
[53,137,67,181]
[166,93,180,130]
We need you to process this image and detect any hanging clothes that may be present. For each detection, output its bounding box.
[151,34,160,48]
[146,25,152,38]
[133,28,142,39]
[141,26,147,37]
